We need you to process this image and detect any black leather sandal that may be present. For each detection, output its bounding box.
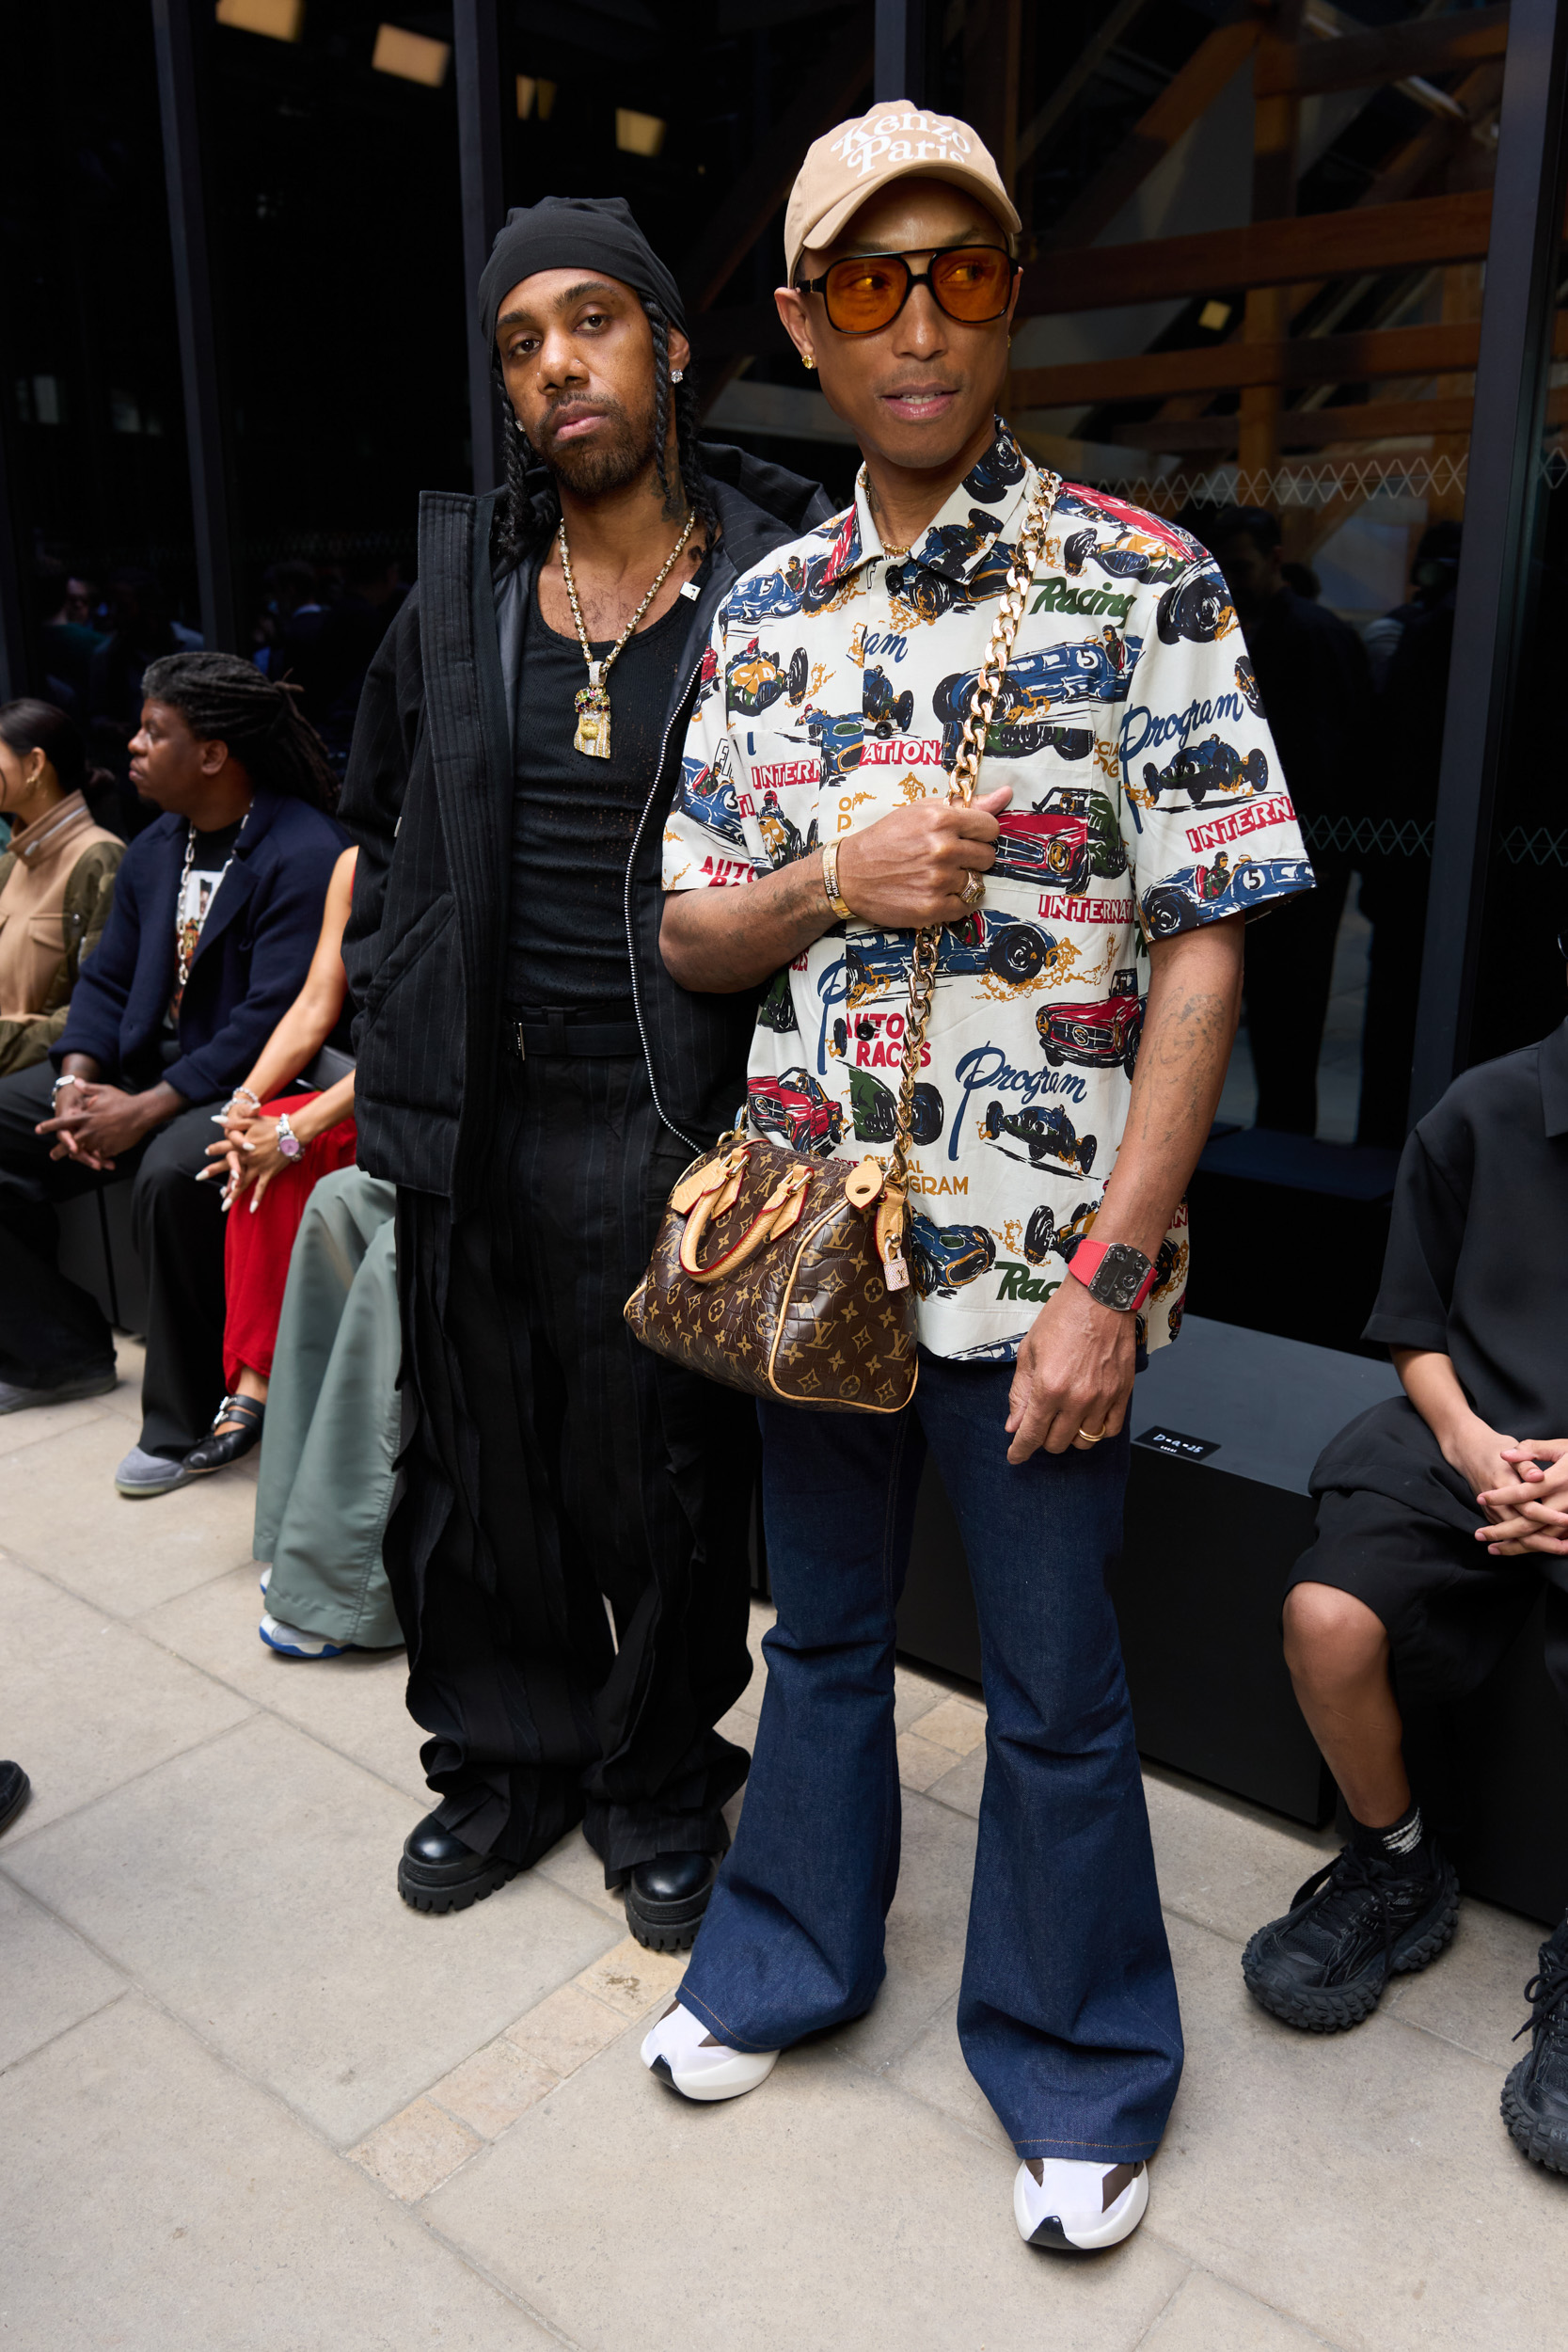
[184,1393,265,1474]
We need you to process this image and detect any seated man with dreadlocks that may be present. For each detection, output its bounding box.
[341,196,832,1945]
[0,651,346,1496]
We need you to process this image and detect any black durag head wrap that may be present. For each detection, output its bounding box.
[477,195,687,352]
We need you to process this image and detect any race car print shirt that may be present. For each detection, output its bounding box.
[662,418,1313,1362]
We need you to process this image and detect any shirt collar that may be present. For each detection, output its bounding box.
[1541,1017,1568,1137]
[818,415,1035,591]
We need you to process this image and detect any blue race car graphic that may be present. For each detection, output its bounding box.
[801,705,864,787]
[982,1098,1097,1175]
[1142,735,1269,805]
[1141,855,1313,939]
[1156,567,1236,646]
[725,547,843,627]
[845,910,1058,995]
[909,1213,996,1297]
[891,532,1018,622]
[961,433,1027,504]
[1235,655,1263,717]
[932,635,1143,762]
[863,663,913,736]
[1061,527,1185,585]
[679,755,747,849]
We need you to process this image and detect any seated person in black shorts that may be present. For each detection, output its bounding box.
[1242,939,1568,2177]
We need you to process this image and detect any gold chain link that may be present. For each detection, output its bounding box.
[883,469,1061,1198]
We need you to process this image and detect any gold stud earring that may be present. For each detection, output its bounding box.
[802,353,816,372]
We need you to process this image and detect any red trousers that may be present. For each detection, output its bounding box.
[222,1092,358,1389]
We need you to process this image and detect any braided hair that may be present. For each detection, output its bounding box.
[140,652,337,810]
[492,294,721,568]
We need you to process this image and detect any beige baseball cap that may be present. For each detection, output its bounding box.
[784,102,1021,285]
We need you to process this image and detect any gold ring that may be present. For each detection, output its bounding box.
[1077,1425,1105,1443]
[960,871,984,907]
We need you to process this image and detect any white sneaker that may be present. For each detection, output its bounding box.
[1013,2156,1148,2251]
[259,1565,271,1597]
[641,1999,779,2102]
[259,1612,348,1659]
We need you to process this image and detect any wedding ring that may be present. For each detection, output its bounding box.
[959,871,984,907]
[1077,1425,1106,1444]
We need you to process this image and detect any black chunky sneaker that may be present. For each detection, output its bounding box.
[398,1813,520,1914]
[1242,1837,1460,2031]
[623,1851,721,1953]
[1501,1921,1568,2172]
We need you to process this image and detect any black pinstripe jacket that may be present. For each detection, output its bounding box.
[339,447,832,1212]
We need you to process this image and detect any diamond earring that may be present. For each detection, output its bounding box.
[670,369,684,384]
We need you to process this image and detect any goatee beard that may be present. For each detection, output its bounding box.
[542,401,657,500]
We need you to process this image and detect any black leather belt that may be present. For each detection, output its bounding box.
[506,1004,642,1059]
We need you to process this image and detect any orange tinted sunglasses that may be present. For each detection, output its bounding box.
[794,244,1019,335]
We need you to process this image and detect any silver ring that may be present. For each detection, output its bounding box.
[959,871,984,908]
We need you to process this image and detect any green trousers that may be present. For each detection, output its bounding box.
[254,1167,403,1648]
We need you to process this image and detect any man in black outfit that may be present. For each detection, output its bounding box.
[0,654,343,1494]
[341,198,831,1946]
[1242,933,1568,2173]
[1207,506,1374,1136]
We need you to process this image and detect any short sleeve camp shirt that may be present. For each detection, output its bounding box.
[662,420,1313,1364]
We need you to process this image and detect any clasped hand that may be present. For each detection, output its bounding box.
[35,1084,159,1171]
[836,786,1011,928]
[199,1107,287,1212]
[1472,1438,1568,1557]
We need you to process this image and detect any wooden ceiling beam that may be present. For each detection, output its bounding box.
[1017,187,1495,316]
[1255,5,1510,99]
[1044,17,1260,251]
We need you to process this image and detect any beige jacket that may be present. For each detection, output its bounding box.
[0,793,125,1075]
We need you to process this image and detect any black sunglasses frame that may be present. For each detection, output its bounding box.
[792,243,1021,335]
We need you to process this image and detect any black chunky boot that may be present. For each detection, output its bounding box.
[1501,1921,1568,2172]
[1242,1836,1459,2031]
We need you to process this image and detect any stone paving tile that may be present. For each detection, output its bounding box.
[427,2029,1187,2352]
[0,1397,119,1460]
[895,1727,959,1791]
[882,1992,1011,2151]
[505,1980,631,2078]
[428,2039,558,2140]
[6,1710,621,2146]
[349,2094,484,2201]
[1140,2270,1347,2351]
[1,1995,550,2349]
[0,1551,254,1841]
[923,1738,986,1819]
[912,1692,987,1755]
[893,1656,959,1733]
[1150,1911,1568,2352]
[576,1932,686,2019]
[0,1875,126,2074]
[0,1418,255,1614]
[1383,1893,1546,2071]
[531,1822,628,1924]
[1142,1765,1337,1947]
[139,1561,423,1803]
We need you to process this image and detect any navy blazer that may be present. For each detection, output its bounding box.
[54,788,347,1102]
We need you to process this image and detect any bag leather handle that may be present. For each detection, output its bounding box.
[679,1164,813,1283]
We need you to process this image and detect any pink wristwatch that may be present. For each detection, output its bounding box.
[276,1112,304,1163]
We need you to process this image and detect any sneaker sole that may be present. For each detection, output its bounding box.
[1015,2166,1148,2251]
[0,1371,117,1416]
[1501,2063,1568,2173]
[1241,1875,1461,2033]
[646,2046,779,2103]
[397,1855,520,1914]
[259,1627,348,1659]
[115,1472,194,1500]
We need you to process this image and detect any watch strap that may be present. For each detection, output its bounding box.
[1068,1236,1157,1313]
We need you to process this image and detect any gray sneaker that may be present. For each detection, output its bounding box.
[115,1445,194,1499]
[0,1369,117,1416]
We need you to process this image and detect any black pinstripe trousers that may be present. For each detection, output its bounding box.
[388,1049,755,1880]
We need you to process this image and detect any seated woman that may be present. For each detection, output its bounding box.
[251,1165,402,1660]
[0,701,123,1076]
[189,843,358,1470]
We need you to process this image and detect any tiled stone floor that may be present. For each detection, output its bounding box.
[3,1335,1565,2349]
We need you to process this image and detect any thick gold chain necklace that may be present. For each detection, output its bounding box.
[558,510,696,759]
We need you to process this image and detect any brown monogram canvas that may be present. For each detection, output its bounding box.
[625,1136,919,1414]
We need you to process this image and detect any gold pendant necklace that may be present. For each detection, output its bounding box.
[559,510,697,759]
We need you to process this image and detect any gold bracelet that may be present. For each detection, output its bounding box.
[821,839,852,921]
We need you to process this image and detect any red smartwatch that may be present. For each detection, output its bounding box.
[1067,1238,1157,1313]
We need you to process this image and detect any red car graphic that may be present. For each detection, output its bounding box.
[747,1067,846,1158]
[992,807,1092,896]
[1035,967,1143,1074]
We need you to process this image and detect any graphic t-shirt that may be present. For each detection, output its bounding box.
[661,420,1314,1363]
[168,818,242,1025]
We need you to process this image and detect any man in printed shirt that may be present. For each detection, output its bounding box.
[639,106,1314,2252]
